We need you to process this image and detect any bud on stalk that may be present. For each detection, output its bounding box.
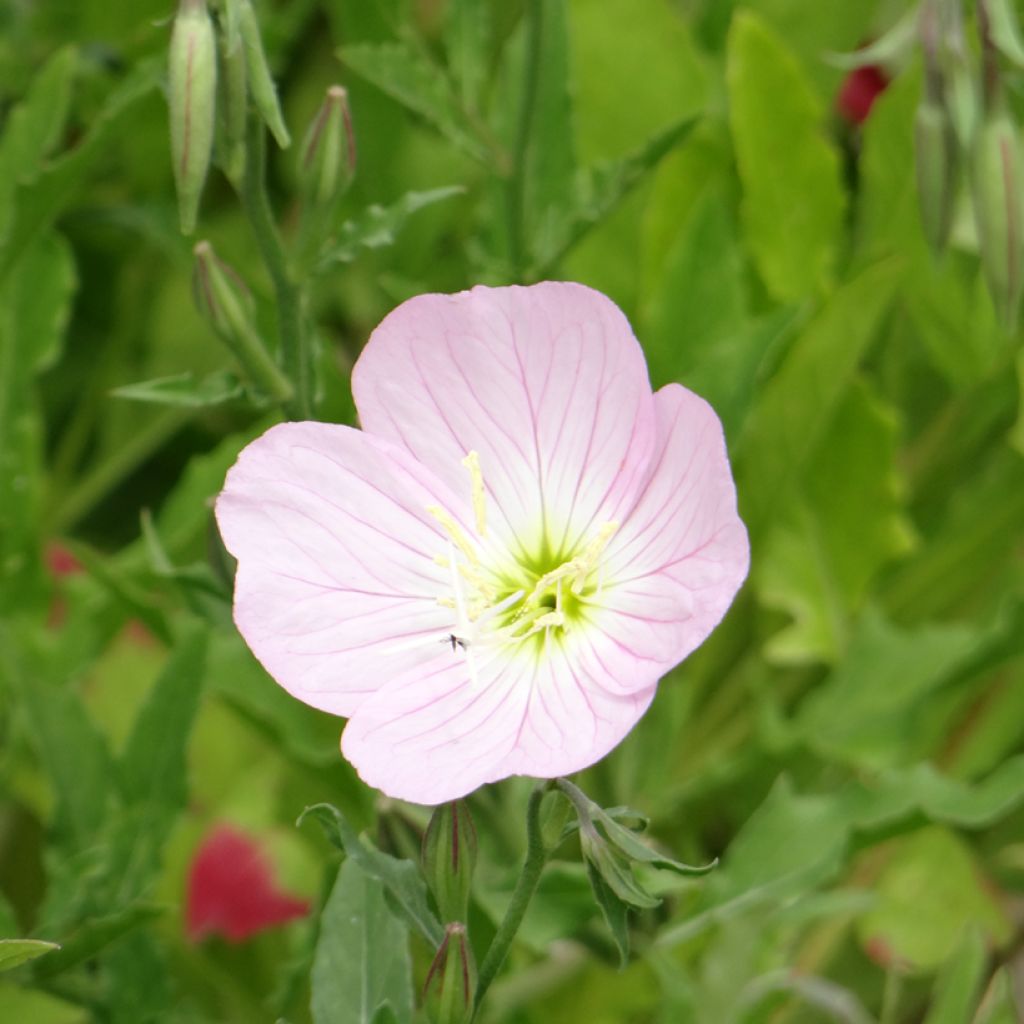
[192,241,293,403]
[423,923,475,1024]
[235,0,291,148]
[971,109,1024,328]
[299,85,356,211]
[914,99,958,255]
[422,801,477,924]
[169,0,218,234]
[216,19,248,186]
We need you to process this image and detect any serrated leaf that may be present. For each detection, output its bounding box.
[0,940,60,973]
[111,370,245,409]
[339,41,486,162]
[299,804,443,947]
[311,859,413,1024]
[535,117,697,275]
[314,187,464,272]
[727,11,845,301]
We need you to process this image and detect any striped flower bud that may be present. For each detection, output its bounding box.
[422,801,477,924]
[423,923,475,1024]
[216,9,248,186]
[971,108,1024,328]
[235,0,290,148]
[169,0,218,235]
[914,98,958,255]
[298,85,356,212]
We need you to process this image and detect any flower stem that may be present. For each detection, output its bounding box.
[241,121,313,420]
[507,0,543,279]
[473,781,553,1015]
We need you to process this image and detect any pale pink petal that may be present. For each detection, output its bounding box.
[351,283,657,558]
[595,383,749,676]
[215,421,473,716]
[341,642,656,804]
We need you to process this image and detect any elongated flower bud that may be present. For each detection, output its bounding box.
[914,99,958,255]
[235,0,290,148]
[299,85,356,211]
[169,0,218,234]
[216,17,248,185]
[192,241,293,402]
[971,109,1024,328]
[423,924,475,1024]
[422,801,477,924]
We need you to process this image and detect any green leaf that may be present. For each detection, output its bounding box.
[536,117,698,277]
[0,58,162,282]
[314,187,465,271]
[923,930,987,1024]
[299,804,444,947]
[756,382,916,664]
[794,609,980,767]
[973,970,1021,1024]
[0,940,60,973]
[857,827,1010,971]
[444,0,490,114]
[31,904,163,980]
[311,859,413,1024]
[584,860,631,966]
[727,10,845,301]
[737,260,899,533]
[111,370,246,409]
[339,41,487,162]
[0,46,76,237]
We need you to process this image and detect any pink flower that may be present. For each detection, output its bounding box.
[836,64,890,126]
[185,824,309,942]
[215,283,748,804]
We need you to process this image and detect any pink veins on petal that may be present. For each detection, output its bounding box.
[215,282,750,804]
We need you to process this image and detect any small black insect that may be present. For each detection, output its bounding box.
[444,633,470,652]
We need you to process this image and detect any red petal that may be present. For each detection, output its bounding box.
[185,824,310,943]
[837,65,890,125]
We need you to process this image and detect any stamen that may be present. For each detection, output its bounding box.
[571,521,618,594]
[427,505,479,564]
[461,450,487,537]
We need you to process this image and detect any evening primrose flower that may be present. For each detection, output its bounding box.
[215,283,749,804]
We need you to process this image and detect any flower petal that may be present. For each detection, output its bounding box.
[215,421,472,716]
[596,383,749,676]
[352,283,657,558]
[341,642,656,804]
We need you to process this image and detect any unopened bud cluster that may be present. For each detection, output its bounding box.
[166,0,292,233]
[841,0,1024,327]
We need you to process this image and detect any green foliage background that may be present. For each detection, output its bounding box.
[0,0,1022,1021]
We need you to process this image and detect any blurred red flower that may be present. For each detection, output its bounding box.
[185,824,310,942]
[837,65,889,125]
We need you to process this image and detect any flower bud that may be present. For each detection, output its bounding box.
[299,85,356,211]
[192,241,293,402]
[169,0,218,234]
[235,0,290,148]
[914,99,958,255]
[423,923,475,1024]
[216,13,248,186]
[422,801,477,924]
[971,108,1024,327]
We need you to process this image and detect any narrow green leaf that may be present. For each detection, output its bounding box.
[727,11,845,301]
[299,804,444,947]
[311,859,413,1024]
[339,42,487,162]
[923,930,987,1024]
[445,0,491,113]
[0,940,60,973]
[314,187,465,272]
[111,370,246,409]
[584,861,630,966]
[32,904,163,980]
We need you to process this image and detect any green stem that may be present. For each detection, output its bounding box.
[473,781,553,1015]
[48,407,192,534]
[507,0,543,278]
[241,121,312,420]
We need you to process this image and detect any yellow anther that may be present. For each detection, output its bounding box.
[571,521,619,594]
[461,450,487,537]
[426,504,479,565]
[434,554,451,568]
[522,560,576,608]
[437,597,456,609]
